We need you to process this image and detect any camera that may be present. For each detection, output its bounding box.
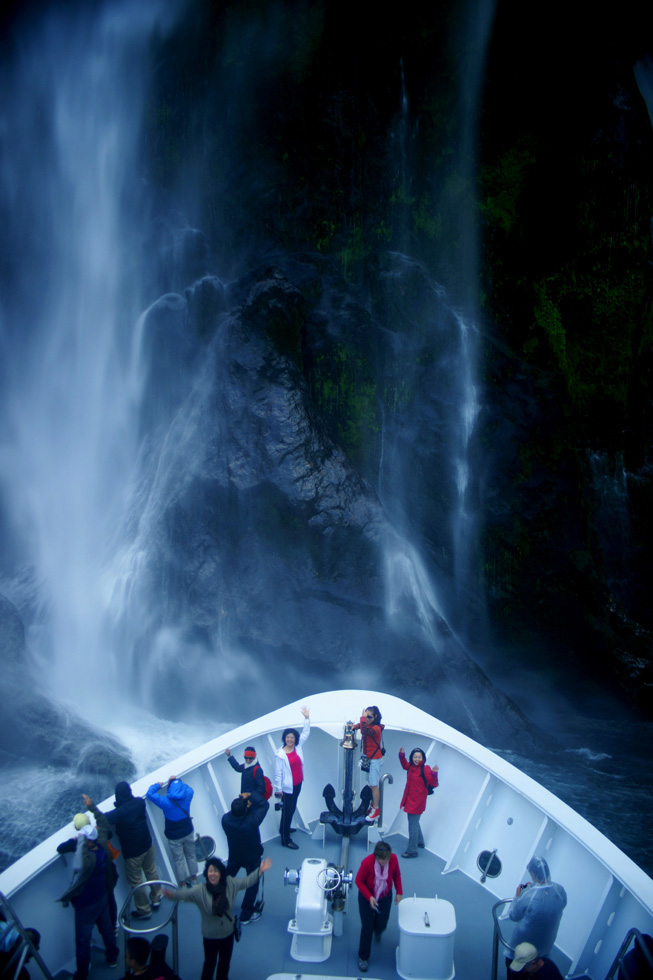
[274,801,282,811]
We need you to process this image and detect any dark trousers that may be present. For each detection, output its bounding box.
[280,782,301,844]
[201,934,234,980]
[225,859,259,916]
[73,896,119,980]
[358,890,392,961]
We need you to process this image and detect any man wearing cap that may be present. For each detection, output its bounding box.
[224,746,266,802]
[83,785,161,921]
[508,942,564,977]
[221,795,269,924]
[56,808,119,979]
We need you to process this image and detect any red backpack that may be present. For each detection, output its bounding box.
[253,764,273,801]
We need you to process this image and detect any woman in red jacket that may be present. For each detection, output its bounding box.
[399,746,439,858]
[354,841,403,974]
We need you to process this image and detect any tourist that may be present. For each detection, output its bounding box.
[508,942,564,977]
[355,840,403,974]
[509,857,567,957]
[354,706,385,823]
[146,776,198,886]
[221,795,269,923]
[273,705,310,849]
[224,747,266,803]
[83,785,161,920]
[398,746,439,857]
[56,810,119,979]
[163,857,272,980]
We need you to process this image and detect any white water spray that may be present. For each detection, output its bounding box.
[0,2,180,723]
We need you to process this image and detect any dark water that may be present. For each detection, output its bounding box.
[496,716,653,879]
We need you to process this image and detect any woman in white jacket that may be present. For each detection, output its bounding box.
[274,705,310,848]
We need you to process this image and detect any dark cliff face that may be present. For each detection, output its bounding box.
[125,265,539,749]
[135,0,653,715]
[477,0,653,709]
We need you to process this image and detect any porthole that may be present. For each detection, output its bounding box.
[477,849,502,879]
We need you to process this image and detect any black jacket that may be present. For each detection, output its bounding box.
[105,783,152,859]
[226,757,266,802]
[221,798,268,866]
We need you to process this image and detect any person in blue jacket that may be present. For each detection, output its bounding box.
[147,775,198,886]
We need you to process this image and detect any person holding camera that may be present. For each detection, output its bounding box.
[273,705,310,849]
[508,857,567,959]
[221,795,269,924]
[354,706,384,823]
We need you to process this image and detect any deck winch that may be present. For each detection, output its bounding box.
[284,857,334,962]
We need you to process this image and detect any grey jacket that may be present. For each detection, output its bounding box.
[171,868,261,938]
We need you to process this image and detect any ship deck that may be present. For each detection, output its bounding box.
[71,826,571,980]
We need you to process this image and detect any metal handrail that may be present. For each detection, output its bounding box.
[118,880,179,974]
[0,892,55,980]
[491,898,516,980]
[378,771,393,827]
[605,927,653,980]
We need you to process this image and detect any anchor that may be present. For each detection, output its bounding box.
[320,720,372,837]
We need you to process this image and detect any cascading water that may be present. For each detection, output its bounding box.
[378,0,493,646]
[0,2,218,780]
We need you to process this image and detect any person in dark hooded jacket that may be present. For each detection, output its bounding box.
[85,784,161,920]
[57,810,119,979]
[221,796,269,923]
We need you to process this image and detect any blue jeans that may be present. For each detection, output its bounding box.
[406,813,424,855]
[73,895,118,980]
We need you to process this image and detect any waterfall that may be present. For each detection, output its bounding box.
[589,451,631,600]
[379,0,494,644]
[0,2,183,725]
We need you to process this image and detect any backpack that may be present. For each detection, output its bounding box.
[253,765,273,801]
[420,764,435,796]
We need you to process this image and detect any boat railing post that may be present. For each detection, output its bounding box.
[0,891,56,980]
[379,771,393,827]
[605,927,653,980]
[491,899,514,980]
[171,903,179,976]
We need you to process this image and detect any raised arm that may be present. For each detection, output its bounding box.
[146,783,164,808]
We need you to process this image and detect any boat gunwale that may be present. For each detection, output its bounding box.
[2,689,652,917]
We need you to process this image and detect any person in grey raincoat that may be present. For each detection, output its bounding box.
[509,856,567,958]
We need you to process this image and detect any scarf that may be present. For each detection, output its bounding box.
[373,858,390,902]
[206,880,229,917]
